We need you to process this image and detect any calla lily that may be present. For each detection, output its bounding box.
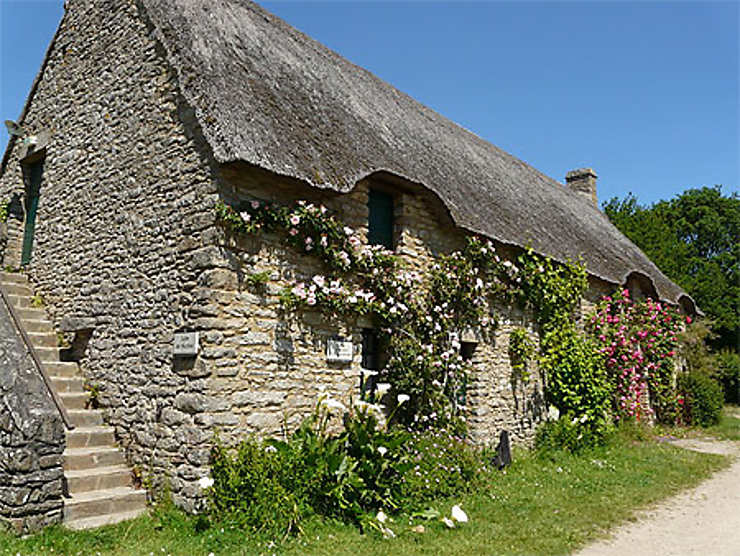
[451,504,468,523]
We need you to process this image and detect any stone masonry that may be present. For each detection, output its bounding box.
[0,295,65,534]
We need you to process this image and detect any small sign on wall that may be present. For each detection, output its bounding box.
[326,337,353,363]
[174,332,199,357]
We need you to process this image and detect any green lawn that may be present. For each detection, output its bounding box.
[1,431,732,556]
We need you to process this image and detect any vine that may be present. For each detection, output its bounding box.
[588,290,684,423]
[216,199,685,436]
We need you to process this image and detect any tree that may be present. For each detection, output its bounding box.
[603,186,739,351]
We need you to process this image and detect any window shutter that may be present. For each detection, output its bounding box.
[367,190,394,249]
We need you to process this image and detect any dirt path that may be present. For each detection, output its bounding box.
[576,438,740,556]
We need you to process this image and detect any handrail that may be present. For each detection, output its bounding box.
[0,281,74,430]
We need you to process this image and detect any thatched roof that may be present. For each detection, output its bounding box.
[140,0,692,309]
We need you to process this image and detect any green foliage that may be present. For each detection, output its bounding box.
[508,327,536,384]
[400,429,490,506]
[603,186,739,350]
[534,416,609,453]
[539,323,611,432]
[715,350,740,404]
[677,372,724,427]
[245,271,270,291]
[208,438,302,536]
[208,399,414,534]
[0,200,8,223]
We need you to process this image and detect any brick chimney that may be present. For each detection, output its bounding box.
[565,168,598,208]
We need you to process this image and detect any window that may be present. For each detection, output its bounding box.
[361,329,379,395]
[367,189,394,249]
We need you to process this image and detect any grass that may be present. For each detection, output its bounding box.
[0,430,731,556]
[703,405,740,441]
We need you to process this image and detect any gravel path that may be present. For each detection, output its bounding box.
[576,438,740,556]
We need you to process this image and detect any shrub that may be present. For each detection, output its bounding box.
[678,372,724,427]
[715,350,740,404]
[208,398,415,534]
[209,438,302,536]
[400,428,489,507]
[534,415,609,454]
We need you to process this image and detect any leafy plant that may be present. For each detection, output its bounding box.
[84,382,101,409]
[678,372,724,427]
[30,293,44,308]
[508,327,536,384]
[245,271,271,291]
[0,200,9,223]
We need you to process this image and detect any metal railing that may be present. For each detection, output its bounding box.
[0,281,74,430]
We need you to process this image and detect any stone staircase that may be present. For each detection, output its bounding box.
[0,271,147,530]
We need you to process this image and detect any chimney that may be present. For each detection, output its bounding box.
[565,168,598,208]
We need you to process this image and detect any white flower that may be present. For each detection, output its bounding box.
[397,394,410,405]
[382,526,396,539]
[547,405,560,421]
[239,211,251,222]
[320,397,347,413]
[343,226,354,236]
[376,383,391,396]
[198,476,214,489]
[442,517,455,528]
[451,505,468,523]
[376,510,387,523]
[312,275,325,288]
[290,214,300,226]
[377,446,388,456]
[264,445,277,453]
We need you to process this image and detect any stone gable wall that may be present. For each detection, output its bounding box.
[0,298,65,534]
[0,0,222,509]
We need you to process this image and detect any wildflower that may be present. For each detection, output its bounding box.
[451,505,468,523]
[377,446,388,456]
[312,275,325,288]
[239,211,251,222]
[442,517,455,528]
[376,383,391,396]
[377,510,388,523]
[397,394,410,405]
[264,445,277,453]
[289,228,298,236]
[290,214,300,226]
[198,476,214,489]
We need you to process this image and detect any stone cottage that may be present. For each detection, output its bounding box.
[0,0,696,533]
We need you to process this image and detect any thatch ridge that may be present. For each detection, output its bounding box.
[139,0,692,308]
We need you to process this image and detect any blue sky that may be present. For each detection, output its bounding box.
[1,1,737,205]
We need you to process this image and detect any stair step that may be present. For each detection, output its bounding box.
[1,283,32,296]
[28,332,58,348]
[45,361,79,377]
[60,392,90,410]
[0,272,29,285]
[64,446,125,471]
[64,508,147,531]
[7,294,32,308]
[66,426,115,449]
[20,318,54,333]
[66,465,133,494]
[34,346,60,363]
[14,307,47,320]
[52,376,85,393]
[63,487,146,523]
[67,409,104,428]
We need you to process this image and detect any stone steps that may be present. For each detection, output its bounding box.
[51,376,85,393]
[1,272,147,530]
[64,447,126,471]
[64,508,148,531]
[63,487,147,524]
[67,409,104,428]
[66,465,133,494]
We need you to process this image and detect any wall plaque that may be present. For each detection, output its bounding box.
[326,338,353,363]
[174,332,199,357]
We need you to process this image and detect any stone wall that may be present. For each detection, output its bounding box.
[0,297,65,534]
[0,0,221,509]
